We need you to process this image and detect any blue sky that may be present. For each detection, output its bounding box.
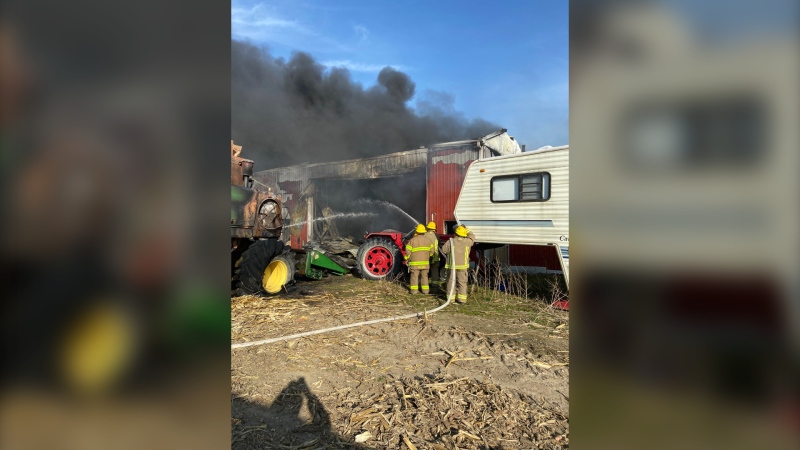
[232,0,568,149]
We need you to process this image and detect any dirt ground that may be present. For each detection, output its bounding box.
[231,275,569,449]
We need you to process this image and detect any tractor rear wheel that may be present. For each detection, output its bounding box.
[236,239,289,295]
[58,299,140,394]
[357,237,402,281]
[261,254,295,294]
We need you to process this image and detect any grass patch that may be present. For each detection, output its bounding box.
[286,272,568,331]
[457,284,566,328]
[364,274,567,330]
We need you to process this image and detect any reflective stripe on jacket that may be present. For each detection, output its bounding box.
[442,231,475,270]
[425,231,440,262]
[404,234,434,267]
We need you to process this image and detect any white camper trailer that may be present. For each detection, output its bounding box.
[454,145,569,286]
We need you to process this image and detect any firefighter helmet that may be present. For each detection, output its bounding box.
[415,224,427,234]
[426,221,436,231]
[455,225,468,237]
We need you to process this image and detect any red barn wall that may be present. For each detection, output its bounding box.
[426,147,477,231]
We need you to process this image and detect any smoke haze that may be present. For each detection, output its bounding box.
[232,40,499,168]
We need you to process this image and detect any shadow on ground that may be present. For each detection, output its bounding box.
[232,377,367,449]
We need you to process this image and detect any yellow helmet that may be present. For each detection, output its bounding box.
[455,225,468,237]
[426,221,436,231]
[415,224,427,234]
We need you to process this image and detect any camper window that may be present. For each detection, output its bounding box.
[492,177,519,201]
[491,172,551,202]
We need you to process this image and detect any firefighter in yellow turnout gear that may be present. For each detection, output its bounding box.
[441,225,475,303]
[425,221,441,282]
[404,224,435,294]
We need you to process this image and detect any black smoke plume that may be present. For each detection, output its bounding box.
[232,40,499,168]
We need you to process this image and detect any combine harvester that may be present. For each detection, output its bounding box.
[231,141,353,295]
[454,145,569,306]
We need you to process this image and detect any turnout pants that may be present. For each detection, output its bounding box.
[429,257,440,282]
[447,269,469,303]
[409,267,429,294]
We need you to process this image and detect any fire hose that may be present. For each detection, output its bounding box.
[231,239,456,350]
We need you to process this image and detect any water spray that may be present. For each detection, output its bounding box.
[353,198,418,226]
[286,212,379,228]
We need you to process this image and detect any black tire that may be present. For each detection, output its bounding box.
[236,239,285,295]
[356,237,403,281]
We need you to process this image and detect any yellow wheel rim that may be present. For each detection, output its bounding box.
[262,259,289,294]
[59,303,136,394]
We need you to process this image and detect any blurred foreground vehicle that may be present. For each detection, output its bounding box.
[0,2,230,449]
[571,2,799,448]
[0,21,226,397]
[0,104,214,395]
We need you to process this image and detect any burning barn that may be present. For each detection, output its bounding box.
[252,129,565,276]
[253,130,511,243]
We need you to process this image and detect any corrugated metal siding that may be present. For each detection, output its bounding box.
[257,149,427,182]
[426,146,480,231]
[455,147,569,247]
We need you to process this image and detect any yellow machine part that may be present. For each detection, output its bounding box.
[59,302,137,394]
[262,258,290,294]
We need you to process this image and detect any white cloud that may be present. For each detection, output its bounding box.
[322,60,410,73]
[231,1,350,52]
[353,24,370,44]
[231,3,306,39]
[232,16,299,29]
